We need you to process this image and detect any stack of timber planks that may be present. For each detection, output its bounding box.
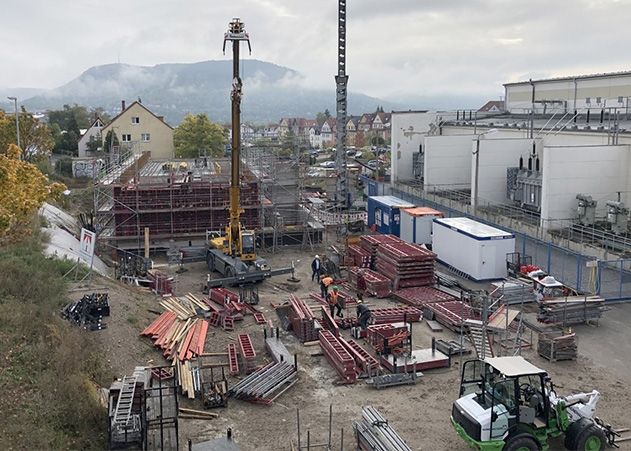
[537,296,605,325]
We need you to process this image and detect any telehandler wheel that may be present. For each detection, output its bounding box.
[503,435,540,451]
[574,424,606,451]
[564,418,597,450]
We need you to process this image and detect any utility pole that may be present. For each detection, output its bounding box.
[335,0,349,209]
[7,96,20,150]
[223,18,251,252]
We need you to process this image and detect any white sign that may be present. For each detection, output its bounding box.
[586,260,599,268]
[79,228,96,264]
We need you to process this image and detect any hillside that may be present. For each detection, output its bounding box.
[22,60,400,124]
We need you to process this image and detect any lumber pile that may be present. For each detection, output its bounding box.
[537,296,605,325]
[141,313,209,362]
[319,329,357,383]
[159,295,208,320]
[178,407,218,420]
[353,406,412,451]
[538,332,578,361]
[348,267,392,298]
[375,240,436,290]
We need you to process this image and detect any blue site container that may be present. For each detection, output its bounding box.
[367,196,415,236]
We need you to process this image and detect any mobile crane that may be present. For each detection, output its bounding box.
[205,18,294,287]
[451,356,626,451]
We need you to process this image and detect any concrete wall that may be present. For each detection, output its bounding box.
[423,135,474,190]
[391,111,436,182]
[541,144,631,230]
[471,137,543,204]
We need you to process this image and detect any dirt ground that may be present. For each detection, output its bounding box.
[77,246,631,451]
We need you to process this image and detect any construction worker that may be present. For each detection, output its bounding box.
[327,286,343,318]
[320,274,334,299]
[356,299,372,329]
[311,255,322,282]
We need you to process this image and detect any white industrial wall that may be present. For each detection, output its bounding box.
[540,144,631,230]
[423,135,474,190]
[391,111,437,182]
[471,138,543,204]
[505,74,631,113]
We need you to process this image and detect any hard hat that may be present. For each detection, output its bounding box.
[357,299,363,304]
[315,255,320,259]
[333,285,339,291]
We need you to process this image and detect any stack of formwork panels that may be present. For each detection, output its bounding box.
[393,286,458,308]
[288,295,319,342]
[348,268,392,298]
[366,323,410,354]
[359,234,400,269]
[319,330,357,383]
[348,245,372,268]
[425,301,478,331]
[375,241,436,290]
[370,307,422,324]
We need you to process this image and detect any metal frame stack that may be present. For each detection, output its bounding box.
[340,337,379,376]
[424,300,478,331]
[319,330,357,383]
[375,240,436,289]
[370,307,422,324]
[348,267,392,297]
[393,286,458,307]
[353,406,411,451]
[288,294,319,342]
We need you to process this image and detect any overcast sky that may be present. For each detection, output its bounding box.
[2,0,631,103]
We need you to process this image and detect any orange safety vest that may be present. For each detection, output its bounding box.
[322,277,334,287]
[328,291,338,305]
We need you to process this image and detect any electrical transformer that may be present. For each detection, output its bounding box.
[576,194,596,226]
[606,200,629,235]
[506,155,542,212]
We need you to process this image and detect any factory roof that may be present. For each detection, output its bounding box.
[504,69,631,86]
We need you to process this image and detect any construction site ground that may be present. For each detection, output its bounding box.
[76,247,631,451]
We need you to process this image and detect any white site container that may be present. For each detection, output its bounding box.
[432,217,515,281]
[400,207,444,245]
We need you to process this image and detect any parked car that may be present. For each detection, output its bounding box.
[307,169,321,177]
[354,151,363,159]
[319,161,336,168]
[367,159,378,168]
[346,149,357,157]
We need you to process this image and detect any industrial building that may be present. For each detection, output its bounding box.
[389,71,631,260]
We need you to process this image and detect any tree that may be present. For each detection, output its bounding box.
[0,144,65,240]
[316,109,332,127]
[86,133,102,153]
[174,113,227,158]
[103,130,119,153]
[0,109,54,162]
[48,104,88,156]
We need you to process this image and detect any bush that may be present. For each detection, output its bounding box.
[0,229,109,450]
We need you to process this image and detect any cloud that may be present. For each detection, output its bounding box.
[2,0,631,110]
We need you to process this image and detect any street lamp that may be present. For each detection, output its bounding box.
[472,128,497,216]
[7,96,20,150]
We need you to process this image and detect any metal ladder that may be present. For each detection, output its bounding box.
[466,319,494,359]
[113,374,138,429]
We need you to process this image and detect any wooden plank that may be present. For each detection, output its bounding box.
[179,407,218,417]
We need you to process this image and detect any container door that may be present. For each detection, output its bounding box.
[481,244,495,279]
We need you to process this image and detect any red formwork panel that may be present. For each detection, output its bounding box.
[393,286,458,307]
[319,330,357,383]
[238,334,256,360]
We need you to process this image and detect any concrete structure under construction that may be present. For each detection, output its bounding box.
[94,149,317,249]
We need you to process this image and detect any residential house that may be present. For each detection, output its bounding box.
[345,116,361,147]
[77,116,105,157]
[100,100,174,159]
[478,100,505,113]
[241,123,256,141]
[320,118,336,147]
[308,124,322,149]
[371,111,392,143]
[358,113,376,132]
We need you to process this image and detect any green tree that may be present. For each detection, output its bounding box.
[86,133,102,153]
[103,130,119,153]
[174,113,227,158]
[0,109,54,162]
[48,104,88,156]
[316,109,332,127]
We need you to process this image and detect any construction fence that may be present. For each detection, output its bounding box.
[390,185,631,302]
